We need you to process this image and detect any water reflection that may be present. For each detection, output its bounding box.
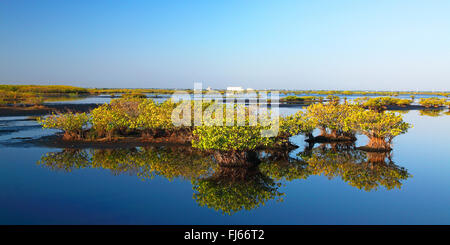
[419,109,447,117]
[38,146,216,180]
[386,109,450,117]
[37,144,411,214]
[298,144,411,191]
[193,164,284,215]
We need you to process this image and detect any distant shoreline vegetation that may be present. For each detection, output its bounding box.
[1,84,449,96]
[0,84,446,110]
[3,84,448,112]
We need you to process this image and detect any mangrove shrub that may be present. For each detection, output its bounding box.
[419,97,447,108]
[350,110,411,150]
[38,112,90,140]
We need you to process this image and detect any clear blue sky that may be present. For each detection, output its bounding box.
[1,0,449,90]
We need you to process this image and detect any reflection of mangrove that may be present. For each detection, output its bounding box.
[260,144,411,191]
[259,150,310,181]
[303,145,410,191]
[38,144,411,192]
[212,150,261,167]
[38,148,91,172]
[37,144,411,215]
[38,146,216,180]
[192,163,284,215]
[419,109,444,117]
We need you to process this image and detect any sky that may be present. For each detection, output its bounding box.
[1,0,450,90]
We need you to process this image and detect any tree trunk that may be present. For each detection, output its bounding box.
[141,130,152,139]
[213,150,260,167]
[319,127,327,136]
[330,130,338,138]
[306,132,314,141]
[62,131,80,141]
[367,137,390,150]
[106,131,113,141]
[367,152,389,163]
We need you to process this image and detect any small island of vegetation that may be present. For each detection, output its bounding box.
[37,97,412,154]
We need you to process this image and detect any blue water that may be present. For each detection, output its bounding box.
[0,109,449,224]
[44,94,168,105]
[43,92,447,106]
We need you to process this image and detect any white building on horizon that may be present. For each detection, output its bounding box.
[226,86,244,91]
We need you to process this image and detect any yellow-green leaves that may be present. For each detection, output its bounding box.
[350,110,411,139]
[91,98,145,137]
[192,124,275,151]
[279,110,317,137]
[419,97,447,108]
[192,106,276,151]
[305,103,364,135]
[38,112,89,138]
[135,99,177,131]
[355,97,412,111]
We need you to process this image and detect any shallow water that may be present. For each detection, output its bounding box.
[0,109,449,224]
[44,94,169,105]
[42,92,446,106]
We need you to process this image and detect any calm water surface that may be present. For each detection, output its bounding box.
[43,93,447,106]
[0,107,449,224]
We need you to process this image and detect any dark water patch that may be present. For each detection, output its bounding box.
[0,103,101,117]
[0,117,37,122]
[0,125,42,136]
[1,133,192,149]
[0,129,18,134]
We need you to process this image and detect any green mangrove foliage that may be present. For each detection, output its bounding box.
[38,98,220,141]
[305,103,364,140]
[350,110,411,150]
[121,92,147,99]
[37,97,412,151]
[326,95,340,105]
[354,97,412,111]
[419,97,447,108]
[282,102,412,150]
[279,110,317,140]
[91,98,145,138]
[192,105,279,151]
[192,124,275,151]
[133,99,178,137]
[39,98,184,140]
[38,112,90,140]
[280,95,320,103]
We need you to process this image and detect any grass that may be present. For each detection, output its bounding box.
[280,95,320,103]
[0,85,89,94]
[0,90,44,106]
